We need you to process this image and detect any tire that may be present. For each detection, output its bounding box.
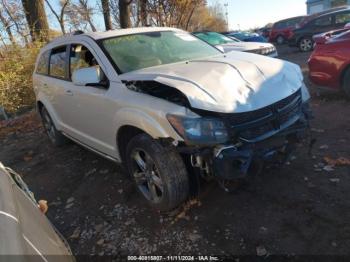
[276,35,285,45]
[40,106,68,146]
[299,37,313,52]
[343,68,350,98]
[125,133,189,212]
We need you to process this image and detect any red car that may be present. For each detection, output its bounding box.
[308,28,350,96]
[269,16,305,44]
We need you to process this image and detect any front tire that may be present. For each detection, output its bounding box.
[343,68,350,98]
[126,133,189,212]
[40,106,67,146]
[299,37,313,52]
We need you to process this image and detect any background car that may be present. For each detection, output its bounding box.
[223,31,268,43]
[0,162,74,259]
[269,16,305,44]
[193,31,278,57]
[308,28,350,96]
[289,8,350,52]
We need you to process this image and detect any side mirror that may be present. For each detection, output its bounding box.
[72,66,105,87]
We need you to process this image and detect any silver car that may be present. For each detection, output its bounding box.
[33,27,311,211]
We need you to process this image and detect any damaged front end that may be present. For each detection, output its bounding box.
[168,88,312,187]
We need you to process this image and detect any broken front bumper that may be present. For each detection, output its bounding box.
[212,120,309,180]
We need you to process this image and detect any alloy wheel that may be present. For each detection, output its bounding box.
[131,149,164,203]
[300,38,313,52]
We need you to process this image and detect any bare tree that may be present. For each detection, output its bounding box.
[65,0,97,32]
[119,0,132,28]
[101,0,112,30]
[21,0,49,42]
[45,0,70,34]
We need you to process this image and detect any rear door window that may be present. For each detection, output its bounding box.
[335,12,350,24]
[314,16,332,27]
[49,46,67,79]
[36,50,50,75]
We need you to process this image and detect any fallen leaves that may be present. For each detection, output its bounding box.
[38,200,48,214]
[171,198,202,224]
[324,156,350,167]
[0,111,42,139]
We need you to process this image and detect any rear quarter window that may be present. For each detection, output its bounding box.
[36,50,50,75]
[49,46,67,79]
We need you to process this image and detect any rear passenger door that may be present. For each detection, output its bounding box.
[46,46,72,130]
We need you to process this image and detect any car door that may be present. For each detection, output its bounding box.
[46,46,73,130]
[312,15,334,34]
[59,43,118,157]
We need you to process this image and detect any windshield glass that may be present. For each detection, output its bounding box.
[102,31,221,73]
[194,32,235,45]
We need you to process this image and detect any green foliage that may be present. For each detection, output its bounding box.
[0,44,42,113]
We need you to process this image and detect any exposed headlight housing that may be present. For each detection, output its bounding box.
[167,114,229,145]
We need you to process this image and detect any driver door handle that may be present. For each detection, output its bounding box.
[65,90,73,96]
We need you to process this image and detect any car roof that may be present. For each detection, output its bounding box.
[310,7,350,20]
[49,27,184,44]
[275,15,305,24]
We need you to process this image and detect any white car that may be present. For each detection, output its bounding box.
[0,163,74,260]
[193,31,278,57]
[33,27,311,211]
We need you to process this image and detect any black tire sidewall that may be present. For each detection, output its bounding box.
[343,68,350,98]
[125,133,189,211]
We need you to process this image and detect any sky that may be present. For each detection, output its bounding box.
[209,0,307,30]
[47,0,308,32]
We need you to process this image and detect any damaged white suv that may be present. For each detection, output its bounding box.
[33,27,311,211]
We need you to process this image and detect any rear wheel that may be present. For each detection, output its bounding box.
[40,106,67,146]
[276,35,285,45]
[343,68,350,98]
[299,37,313,52]
[126,133,189,212]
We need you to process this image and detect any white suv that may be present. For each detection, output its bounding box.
[33,27,311,211]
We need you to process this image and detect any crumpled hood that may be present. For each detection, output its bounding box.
[120,51,303,113]
[218,42,274,52]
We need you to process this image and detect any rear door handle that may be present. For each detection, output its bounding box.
[65,90,73,96]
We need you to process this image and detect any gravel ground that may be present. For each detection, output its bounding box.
[0,45,349,258]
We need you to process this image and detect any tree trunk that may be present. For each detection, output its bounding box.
[139,0,147,26]
[101,0,112,30]
[21,0,49,42]
[119,0,131,28]
[0,12,16,44]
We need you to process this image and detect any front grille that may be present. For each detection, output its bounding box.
[223,89,302,142]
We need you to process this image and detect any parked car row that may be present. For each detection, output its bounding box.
[33,27,311,211]
[267,6,350,52]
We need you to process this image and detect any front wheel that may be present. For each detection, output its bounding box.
[126,133,189,212]
[299,37,313,52]
[343,68,350,98]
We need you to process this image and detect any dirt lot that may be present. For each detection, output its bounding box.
[1,46,350,258]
